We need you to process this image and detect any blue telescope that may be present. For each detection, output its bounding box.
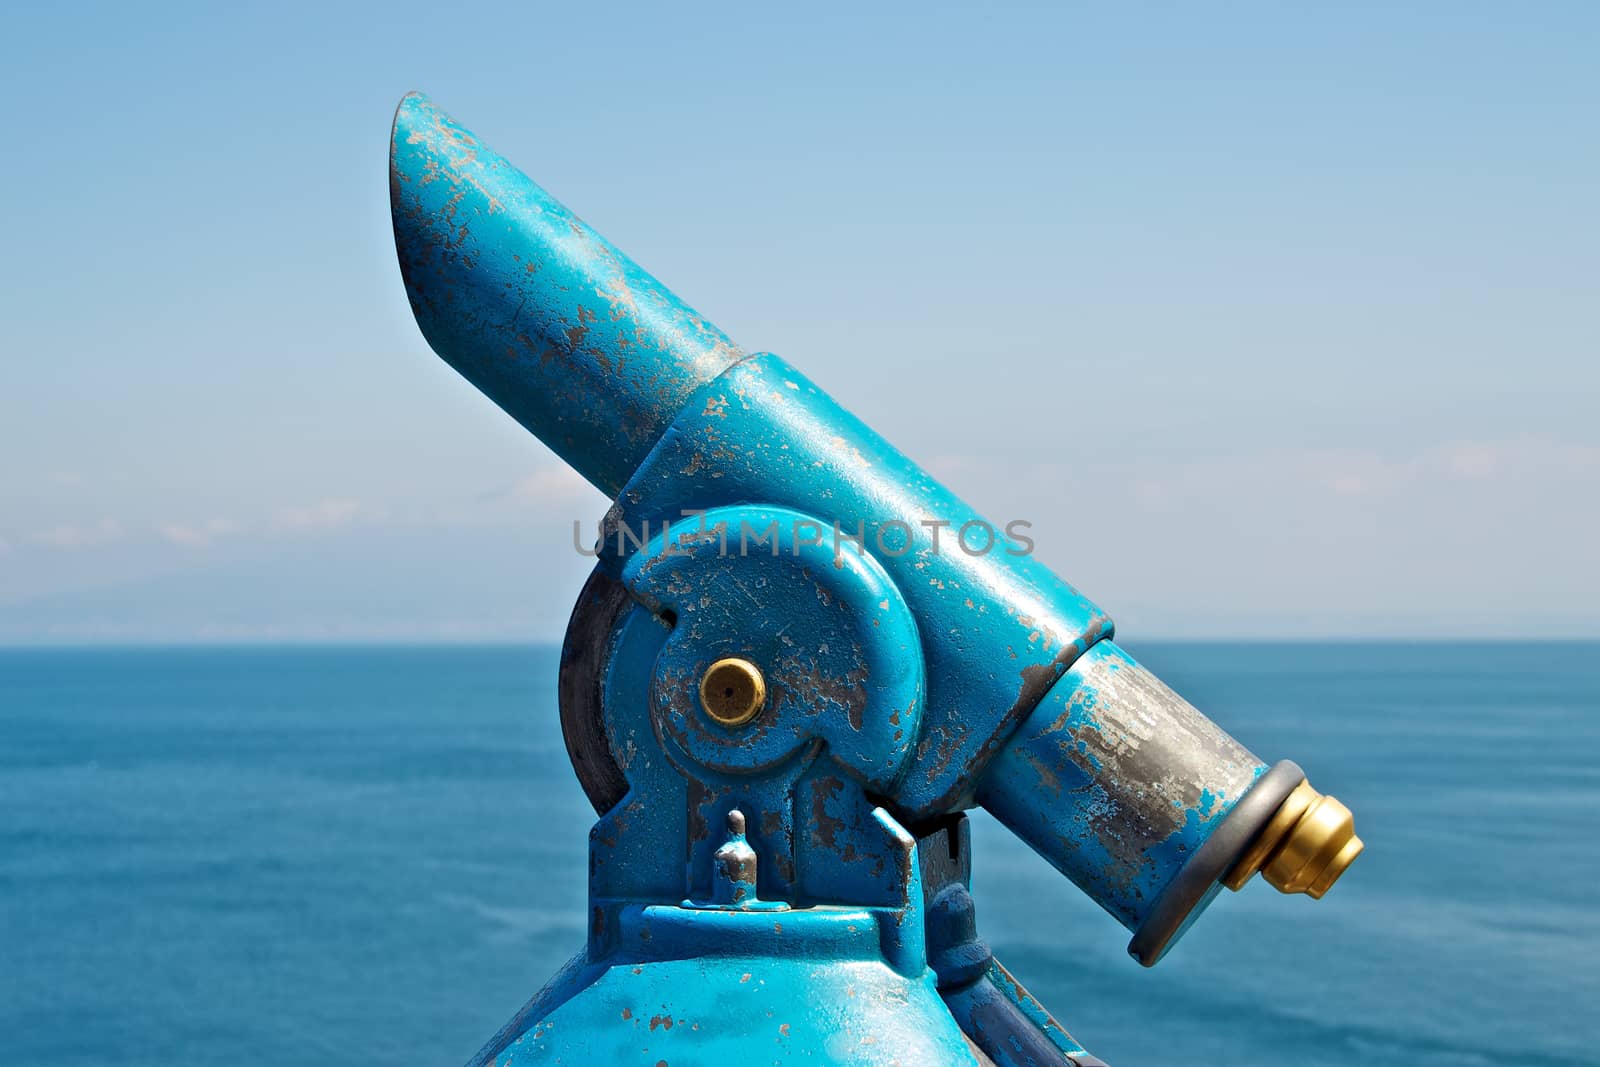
[391,93,1362,1066]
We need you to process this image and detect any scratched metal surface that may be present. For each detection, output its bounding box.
[598,353,1111,818]
[470,806,978,1067]
[476,936,973,1067]
[622,506,923,795]
[979,641,1265,931]
[584,352,1272,947]
[390,93,744,496]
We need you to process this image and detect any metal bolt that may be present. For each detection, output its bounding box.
[699,657,766,727]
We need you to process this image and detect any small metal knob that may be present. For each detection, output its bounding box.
[699,658,767,727]
[712,809,759,906]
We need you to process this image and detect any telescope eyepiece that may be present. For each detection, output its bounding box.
[1223,778,1363,897]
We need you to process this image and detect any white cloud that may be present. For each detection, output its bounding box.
[1442,442,1501,479]
[1330,473,1369,496]
[158,517,241,548]
[30,519,125,548]
[1109,436,1600,511]
[1314,437,1600,498]
[272,498,382,532]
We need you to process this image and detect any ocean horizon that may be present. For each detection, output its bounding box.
[4,640,1597,1065]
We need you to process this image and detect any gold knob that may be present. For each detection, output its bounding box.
[1223,778,1363,898]
[699,658,767,727]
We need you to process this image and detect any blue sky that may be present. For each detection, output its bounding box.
[1,2,1595,642]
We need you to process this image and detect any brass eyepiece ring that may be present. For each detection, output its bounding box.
[1222,778,1363,898]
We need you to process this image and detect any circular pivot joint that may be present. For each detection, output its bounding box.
[620,505,925,789]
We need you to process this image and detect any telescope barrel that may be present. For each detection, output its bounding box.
[390,93,744,495]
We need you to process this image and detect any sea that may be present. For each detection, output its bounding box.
[2,642,1596,1066]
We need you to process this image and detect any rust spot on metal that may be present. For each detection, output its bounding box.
[810,775,846,849]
